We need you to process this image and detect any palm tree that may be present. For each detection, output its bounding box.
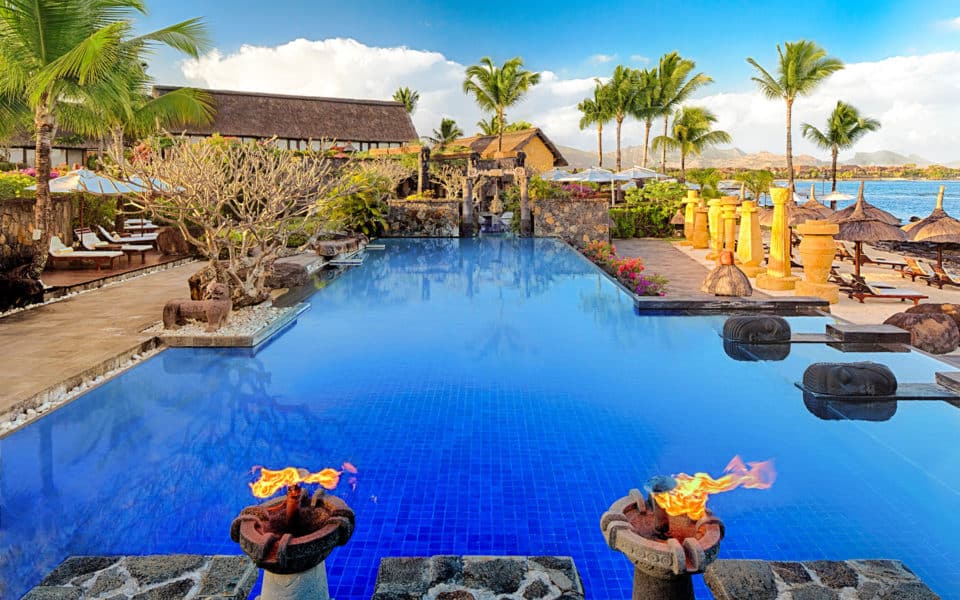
[577,80,612,167]
[0,0,211,278]
[734,169,775,205]
[476,116,532,136]
[801,101,880,191]
[603,65,641,171]
[392,86,420,114]
[427,118,463,149]
[747,40,844,194]
[462,56,540,153]
[631,68,661,168]
[686,167,722,198]
[652,107,731,182]
[656,52,713,173]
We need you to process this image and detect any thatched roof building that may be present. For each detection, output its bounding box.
[154,86,418,151]
[451,128,568,171]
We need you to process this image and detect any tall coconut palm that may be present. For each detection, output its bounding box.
[747,40,844,194]
[577,80,612,167]
[801,100,880,191]
[603,65,641,172]
[656,52,713,173]
[652,107,731,182]
[734,169,775,205]
[631,68,661,168]
[462,56,540,153]
[427,118,463,149]
[392,86,420,114]
[0,0,211,278]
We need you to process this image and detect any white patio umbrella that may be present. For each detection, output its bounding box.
[616,166,665,180]
[822,190,854,210]
[539,167,571,181]
[26,169,150,232]
[559,167,631,205]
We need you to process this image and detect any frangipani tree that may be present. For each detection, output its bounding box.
[0,0,212,278]
[801,101,880,191]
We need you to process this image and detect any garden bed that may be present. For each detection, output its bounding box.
[581,240,669,297]
[145,302,308,348]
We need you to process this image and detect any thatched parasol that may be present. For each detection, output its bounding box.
[834,182,908,276]
[800,184,834,218]
[670,209,685,225]
[827,181,899,225]
[904,185,960,268]
[758,202,826,227]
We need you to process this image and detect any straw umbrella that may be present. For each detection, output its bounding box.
[834,183,907,277]
[828,182,899,225]
[800,184,833,218]
[904,185,960,268]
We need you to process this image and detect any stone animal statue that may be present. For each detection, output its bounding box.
[802,362,897,397]
[722,316,791,344]
[162,282,232,332]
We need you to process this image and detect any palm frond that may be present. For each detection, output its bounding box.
[126,17,210,58]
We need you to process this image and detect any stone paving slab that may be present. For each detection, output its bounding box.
[23,554,256,600]
[373,555,584,600]
[704,559,940,600]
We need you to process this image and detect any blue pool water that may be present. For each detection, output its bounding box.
[2,237,960,599]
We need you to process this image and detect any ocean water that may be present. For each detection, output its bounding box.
[791,179,960,222]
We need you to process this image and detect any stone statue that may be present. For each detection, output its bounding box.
[722,316,791,344]
[162,282,232,332]
[802,392,896,422]
[802,362,897,397]
[722,340,790,362]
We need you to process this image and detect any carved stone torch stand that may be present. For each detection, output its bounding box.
[601,478,724,600]
[231,484,355,600]
[795,219,840,303]
[680,190,699,246]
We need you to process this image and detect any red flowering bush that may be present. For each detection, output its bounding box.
[611,256,645,287]
[582,239,668,296]
[584,240,616,265]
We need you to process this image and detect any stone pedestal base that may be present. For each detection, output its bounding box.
[795,281,839,304]
[706,250,719,260]
[632,568,694,600]
[755,274,798,291]
[678,240,693,246]
[260,562,329,600]
[739,264,765,277]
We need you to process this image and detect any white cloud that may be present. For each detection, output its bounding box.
[182,39,960,162]
[630,55,650,65]
[589,53,615,64]
[940,16,960,30]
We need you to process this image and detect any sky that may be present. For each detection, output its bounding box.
[136,0,960,162]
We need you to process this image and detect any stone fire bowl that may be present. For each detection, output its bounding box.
[230,489,354,575]
[600,493,724,579]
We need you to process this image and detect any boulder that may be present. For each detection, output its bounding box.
[904,302,960,329]
[314,236,361,257]
[188,263,267,308]
[155,227,190,256]
[884,312,960,354]
[265,261,309,290]
[0,263,44,311]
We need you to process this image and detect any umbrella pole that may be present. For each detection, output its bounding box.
[939,245,943,269]
[855,241,862,278]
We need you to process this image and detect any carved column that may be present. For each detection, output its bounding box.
[795,219,840,303]
[756,187,798,290]
[680,190,698,246]
[417,146,430,196]
[692,202,709,249]
[705,198,723,260]
[721,196,740,256]
[736,200,765,277]
[518,168,532,237]
[462,176,475,237]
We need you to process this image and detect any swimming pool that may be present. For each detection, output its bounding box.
[2,237,959,599]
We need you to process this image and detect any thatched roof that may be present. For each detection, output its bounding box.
[452,128,568,166]
[827,182,899,225]
[153,86,418,143]
[835,185,907,243]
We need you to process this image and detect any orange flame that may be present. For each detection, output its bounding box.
[249,466,342,498]
[653,456,776,520]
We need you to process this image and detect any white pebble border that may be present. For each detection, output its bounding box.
[0,344,164,438]
[142,302,292,338]
[0,257,196,321]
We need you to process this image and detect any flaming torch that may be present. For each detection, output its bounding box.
[231,464,355,600]
[601,456,776,600]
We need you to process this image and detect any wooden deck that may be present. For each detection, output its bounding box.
[41,251,187,290]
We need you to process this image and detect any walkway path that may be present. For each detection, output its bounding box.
[0,262,196,414]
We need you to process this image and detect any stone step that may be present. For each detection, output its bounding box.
[825,322,912,344]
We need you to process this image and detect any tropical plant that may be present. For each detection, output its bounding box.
[633,180,688,204]
[0,171,36,199]
[747,40,844,194]
[603,65,642,171]
[734,169,775,205]
[578,80,612,167]
[427,118,463,149]
[476,116,534,136]
[462,56,541,153]
[652,107,731,182]
[0,0,212,278]
[632,68,661,168]
[584,239,616,265]
[392,86,420,114]
[655,52,713,173]
[801,100,880,191]
[686,167,722,198]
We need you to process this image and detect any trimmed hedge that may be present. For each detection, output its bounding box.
[609,203,677,238]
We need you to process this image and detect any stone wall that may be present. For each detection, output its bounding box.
[385,199,460,237]
[0,197,73,265]
[532,198,609,248]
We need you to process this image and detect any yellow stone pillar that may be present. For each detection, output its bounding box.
[692,203,709,249]
[795,219,840,303]
[705,198,723,259]
[736,200,765,277]
[721,196,740,255]
[756,187,799,290]
[680,190,699,246]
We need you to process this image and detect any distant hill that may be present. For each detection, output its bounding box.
[840,151,932,167]
[556,144,822,170]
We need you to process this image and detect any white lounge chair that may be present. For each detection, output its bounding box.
[79,231,151,264]
[49,235,123,271]
[98,225,158,244]
[499,211,514,229]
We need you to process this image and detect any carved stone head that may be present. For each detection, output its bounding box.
[205,282,231,302]
[802,362,897,397]
[722,316,791,344]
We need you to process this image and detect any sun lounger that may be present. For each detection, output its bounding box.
[48,235,122,271]
[79,230,151,264]
[928,264,960,289]
[846,277,928,306]
[835,241,856,262]
[828,268,895,290]
[901,257,937,283]
[98,225,158,245]
[857,244,906,270]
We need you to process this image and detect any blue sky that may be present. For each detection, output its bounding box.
[137,1,960,160]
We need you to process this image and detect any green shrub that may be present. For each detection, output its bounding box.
[72,194,117,230]
[609,208,637,238]
[0,172,36,199]
[323,170,392,236]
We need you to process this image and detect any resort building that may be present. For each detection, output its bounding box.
[152,86,419,151]
[451,128,568,172]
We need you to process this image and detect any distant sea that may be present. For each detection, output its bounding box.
[786,179,960,222]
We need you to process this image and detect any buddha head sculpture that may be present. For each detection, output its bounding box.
[722,316,792,344]
[802,362,897,397]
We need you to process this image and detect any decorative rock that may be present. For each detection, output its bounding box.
[39,557,119,586]
[436,592,476,600]
[532,199,609,248]
[314,236,361,257]
[523,579,552,599]
[21,588,83,600]
[704,560,778,600]
[905,302,960,329]
[386,200,460,238]
[807,560,859,589]
[155,226,190,255]
[130,579,194,600]
[883,312,960,354]
[126,554,206,585]
[770,561,812,585]
[87,567,125,596]
[463,557,524,594]
[803,362,897,396]
[197,555,258,597]
[265,261,310,290]
[790,584,839,600]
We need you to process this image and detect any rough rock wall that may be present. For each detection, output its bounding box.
[533,198,609,248]
[0,197,73,264]
[385,199,460,237]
